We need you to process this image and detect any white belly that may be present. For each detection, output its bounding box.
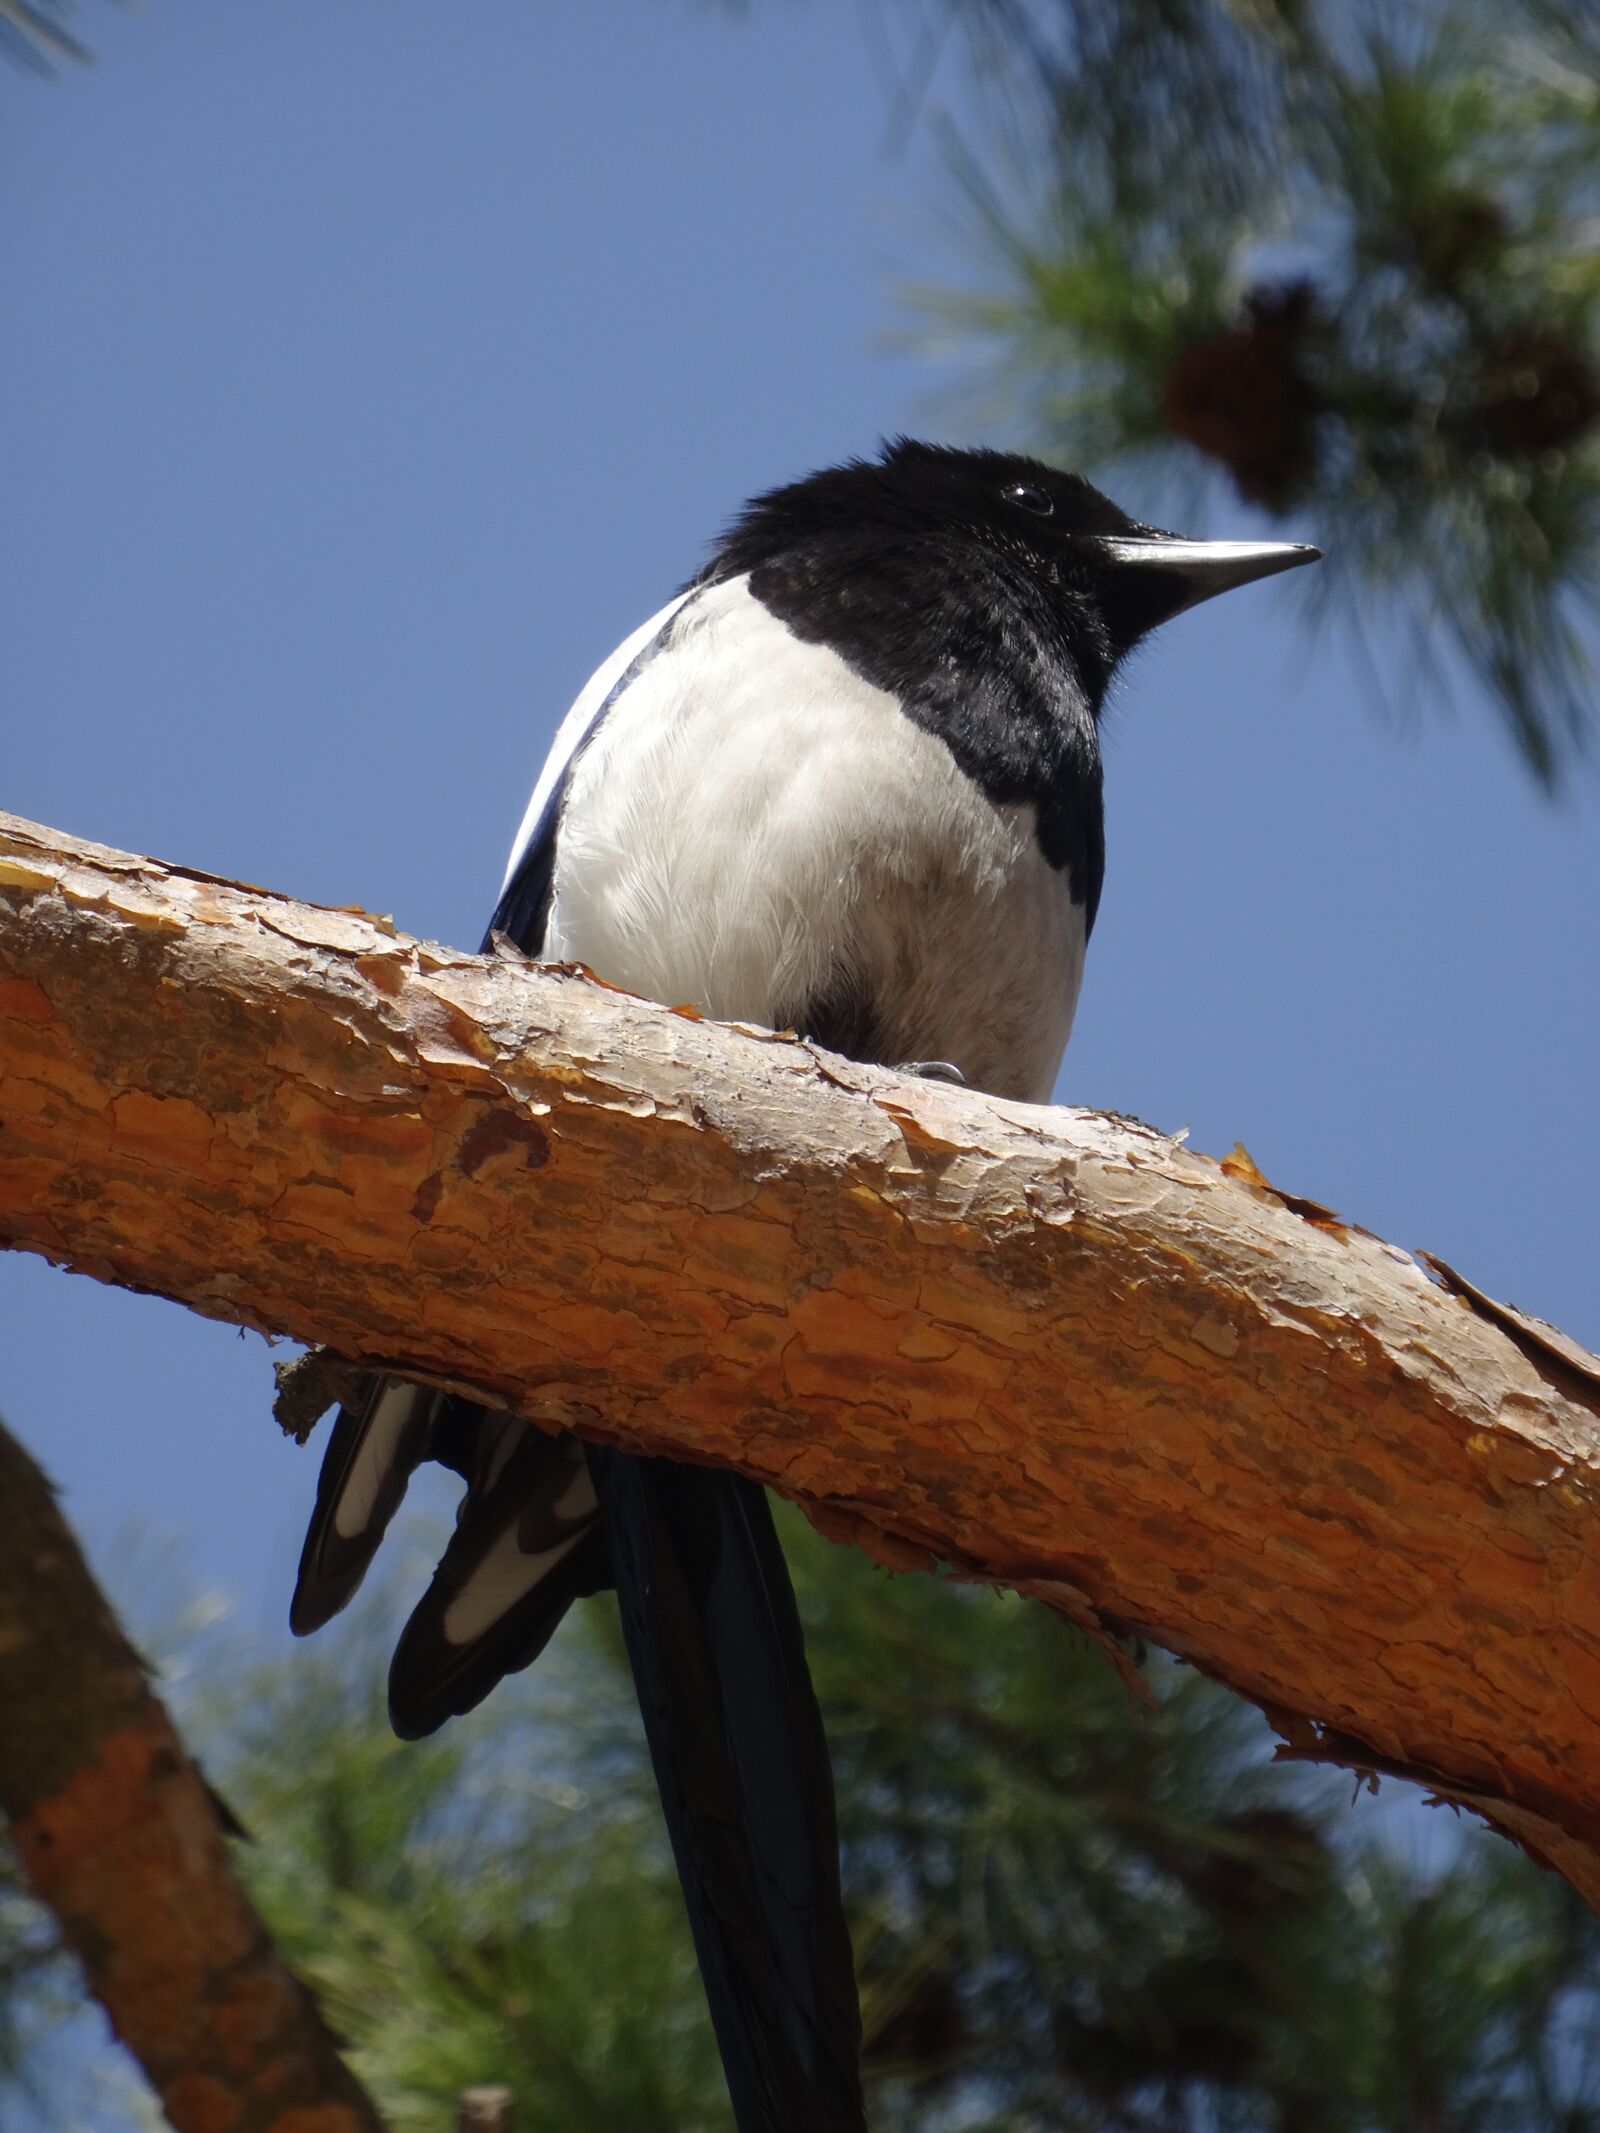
[544,577,1084,1101]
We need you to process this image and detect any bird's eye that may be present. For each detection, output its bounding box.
[1002,482,1054,517]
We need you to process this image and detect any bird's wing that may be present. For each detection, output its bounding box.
[486,587,694,952]
[292,1371,615,1709]
[290,1377,444,1634]
[588,1445,867,2133]
[386,1419,612,1738]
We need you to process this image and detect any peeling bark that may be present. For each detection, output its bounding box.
[3,809,1600,1906]
[0,1417,388,2133]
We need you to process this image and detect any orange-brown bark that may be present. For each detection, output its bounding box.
[0,1418,387,2133]
[3,808,1600,1906]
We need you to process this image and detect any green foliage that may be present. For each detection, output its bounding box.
[905,0,1600,781]
[796,1523,1600,2129]
[31,1507,1579,2133]
[206,1603,730,2132]
[0,1844,72,2093]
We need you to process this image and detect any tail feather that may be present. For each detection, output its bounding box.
[588,1444,866,2133]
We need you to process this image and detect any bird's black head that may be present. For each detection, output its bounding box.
[704,437,1319,706]
[700,440,1318,935]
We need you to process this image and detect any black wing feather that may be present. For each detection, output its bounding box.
[481,602,682,956]
[290,1376,441,1634]
[387,1425,611,1740]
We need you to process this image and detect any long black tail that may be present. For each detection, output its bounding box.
[588,1444,867,2133]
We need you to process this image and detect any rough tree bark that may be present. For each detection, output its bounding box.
[0,1414,389,2133]
[3,808,1600,1910]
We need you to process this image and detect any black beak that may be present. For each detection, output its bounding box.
[1092,531,1331,652]
[1091,535,1321,642]
[1092,533,1331,656]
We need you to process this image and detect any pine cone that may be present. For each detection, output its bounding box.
[1161,281,1320,509]
[1479,332,1599,456]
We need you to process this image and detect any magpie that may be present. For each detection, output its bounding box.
[289,439,1317,2133]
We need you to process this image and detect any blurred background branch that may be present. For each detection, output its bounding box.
[887,0,1600,781]
[0,1415,389,2133]
[0,0,89,72]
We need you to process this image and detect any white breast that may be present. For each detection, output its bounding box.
[541,576,1084,1101]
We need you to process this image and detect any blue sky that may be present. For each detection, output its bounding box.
[2,2,1597,2119]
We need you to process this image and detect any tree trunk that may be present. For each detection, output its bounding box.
[3,808,1599,1906]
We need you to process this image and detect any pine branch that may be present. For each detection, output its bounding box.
[0,1410,389,2133]
[2,807,1599,1915]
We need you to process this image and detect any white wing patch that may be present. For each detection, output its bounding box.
[500,588,698,896]
[439,1455,600,1647]
[334,1382,434,1541]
